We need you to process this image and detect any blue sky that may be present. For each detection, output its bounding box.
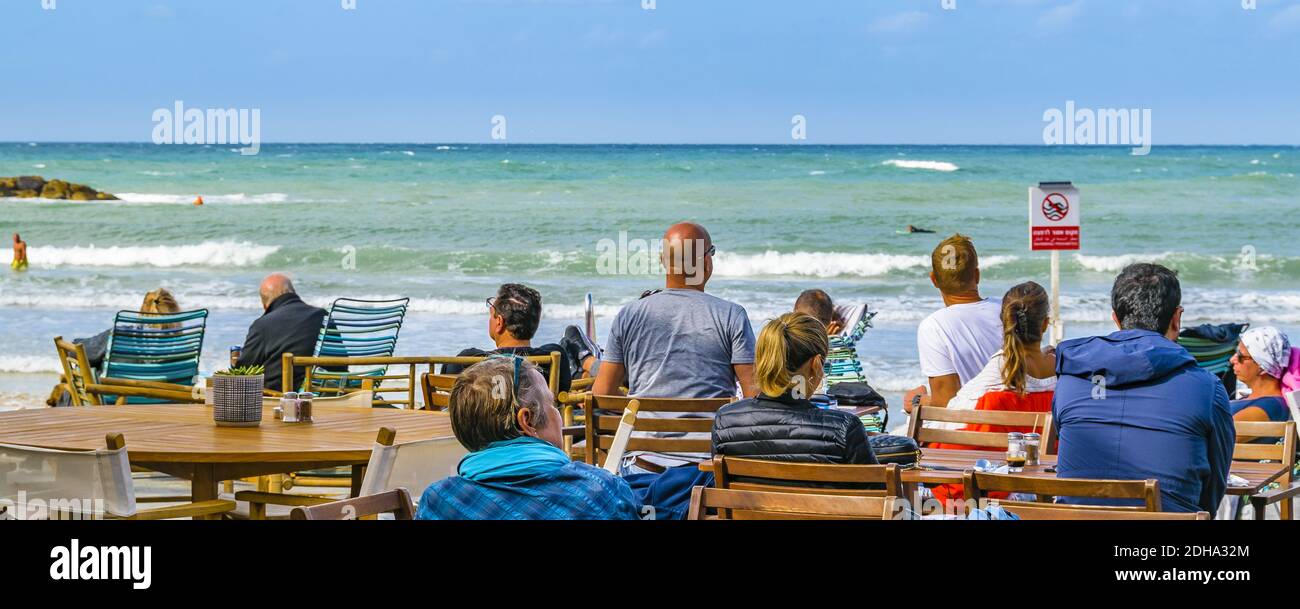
[1,0,1298,144]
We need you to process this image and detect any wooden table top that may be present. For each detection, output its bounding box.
[0,404,455,464]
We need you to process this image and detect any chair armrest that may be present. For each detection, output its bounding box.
[1250,481,1300,508]
[125,499,236,520]
[234,491,335,507]
[89,381,202,404]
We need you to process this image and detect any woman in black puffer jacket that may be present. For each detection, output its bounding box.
[712,312,876,464]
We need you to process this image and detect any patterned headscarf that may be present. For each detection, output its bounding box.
[1240,326,1291,380]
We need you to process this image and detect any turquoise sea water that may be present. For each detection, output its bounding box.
[2,143,1297,409]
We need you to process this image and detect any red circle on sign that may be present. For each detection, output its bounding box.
[1042,193,1069,222]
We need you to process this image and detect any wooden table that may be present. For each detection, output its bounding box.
[0,404,455,516]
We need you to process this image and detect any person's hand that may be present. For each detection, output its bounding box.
[902,385,928,414]
[826,321,843,336]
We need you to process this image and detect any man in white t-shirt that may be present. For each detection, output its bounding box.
[903,234,1003,415]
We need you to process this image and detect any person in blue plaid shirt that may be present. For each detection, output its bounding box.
[416,356,642,520]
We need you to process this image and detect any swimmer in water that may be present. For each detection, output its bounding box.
[11,233,28,271]
[906,225,936,234]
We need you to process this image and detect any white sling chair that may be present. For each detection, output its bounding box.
[0,435,234,520]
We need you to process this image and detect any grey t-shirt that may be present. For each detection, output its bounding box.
[603,289,756,398]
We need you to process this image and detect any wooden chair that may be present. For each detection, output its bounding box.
[712,455,902,497]
[237,426,396,518]
[53,336,101,406]
[0,433,234,520]
[102,308,208,404]
[583,394,734,470]
[420,373,458,411]
[286,353,419,409]
[1003,505,1210,520]
[54,338,204,405]
[687,486,898,520]
[907,406,1054,451]
[266,391,378,494]
[963,471,1162,513]
[1234,419,1296,520]
[290,488,415,520]
[419,353,563,411]
[307,297,411,400]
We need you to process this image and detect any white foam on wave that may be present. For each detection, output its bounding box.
[114,192,290,205]
[7,241,279,269]
[881,159,959,172]
[1073,252,1175,273]
[713,251,1014,279]
[0,355,61,374]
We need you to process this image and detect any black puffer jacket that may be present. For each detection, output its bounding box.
[711,393,876,464]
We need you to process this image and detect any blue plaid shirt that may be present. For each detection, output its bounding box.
[415,461,642,520]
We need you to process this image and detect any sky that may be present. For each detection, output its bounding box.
[0,0,1298,144]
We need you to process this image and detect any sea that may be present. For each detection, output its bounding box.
[2,143,1298,416]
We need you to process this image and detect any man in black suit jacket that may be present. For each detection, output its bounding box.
[235,273,328,391]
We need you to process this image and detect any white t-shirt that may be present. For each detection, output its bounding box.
[931,350,1057,430]
[916,298,1004,385]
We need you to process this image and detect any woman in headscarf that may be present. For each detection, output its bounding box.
[1229,326,1293,426]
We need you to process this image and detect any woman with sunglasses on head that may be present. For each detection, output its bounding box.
[711,312,876,464]
[416,356,641,520]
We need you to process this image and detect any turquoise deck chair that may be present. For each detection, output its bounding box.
[307,298,410,399]
[102,309,209,404]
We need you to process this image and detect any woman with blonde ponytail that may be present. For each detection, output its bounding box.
[935,281,1056,429]
[711,313,877,464]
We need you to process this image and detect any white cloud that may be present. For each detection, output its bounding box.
[869,11,931,35]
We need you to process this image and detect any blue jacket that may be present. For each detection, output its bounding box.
[416,461,642,520]
[1052,329,1235,513]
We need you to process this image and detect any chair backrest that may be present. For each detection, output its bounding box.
[963,471,1161,512]
[104,309,208,403]
[687,486,897,520]
[421,373,458,411]
[712,455,902,498]
[53,336,100,406]
[583,394,734,467]
[0,434,135,519]
[305,298,410,400]
[358,428,466,499]
[314,298,410,360]
[419,353,563,410]
[908,405,1052,450]
[290,488,415,520]
[1004,505,1209,520]
[1233,420,1296,467]
[1286,390,1300,431]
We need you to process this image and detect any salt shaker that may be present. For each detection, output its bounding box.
[280,391,299,423]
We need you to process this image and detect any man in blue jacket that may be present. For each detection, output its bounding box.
[1053,263,1235,514]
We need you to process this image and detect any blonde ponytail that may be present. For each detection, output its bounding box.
[999,282,1049,395]
[756,312,829,398]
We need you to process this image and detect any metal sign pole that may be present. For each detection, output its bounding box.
[1051,250,1062,345]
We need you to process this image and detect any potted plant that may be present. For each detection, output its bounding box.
[211,365,265,427]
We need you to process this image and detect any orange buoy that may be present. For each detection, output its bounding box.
[193,196,204,206]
